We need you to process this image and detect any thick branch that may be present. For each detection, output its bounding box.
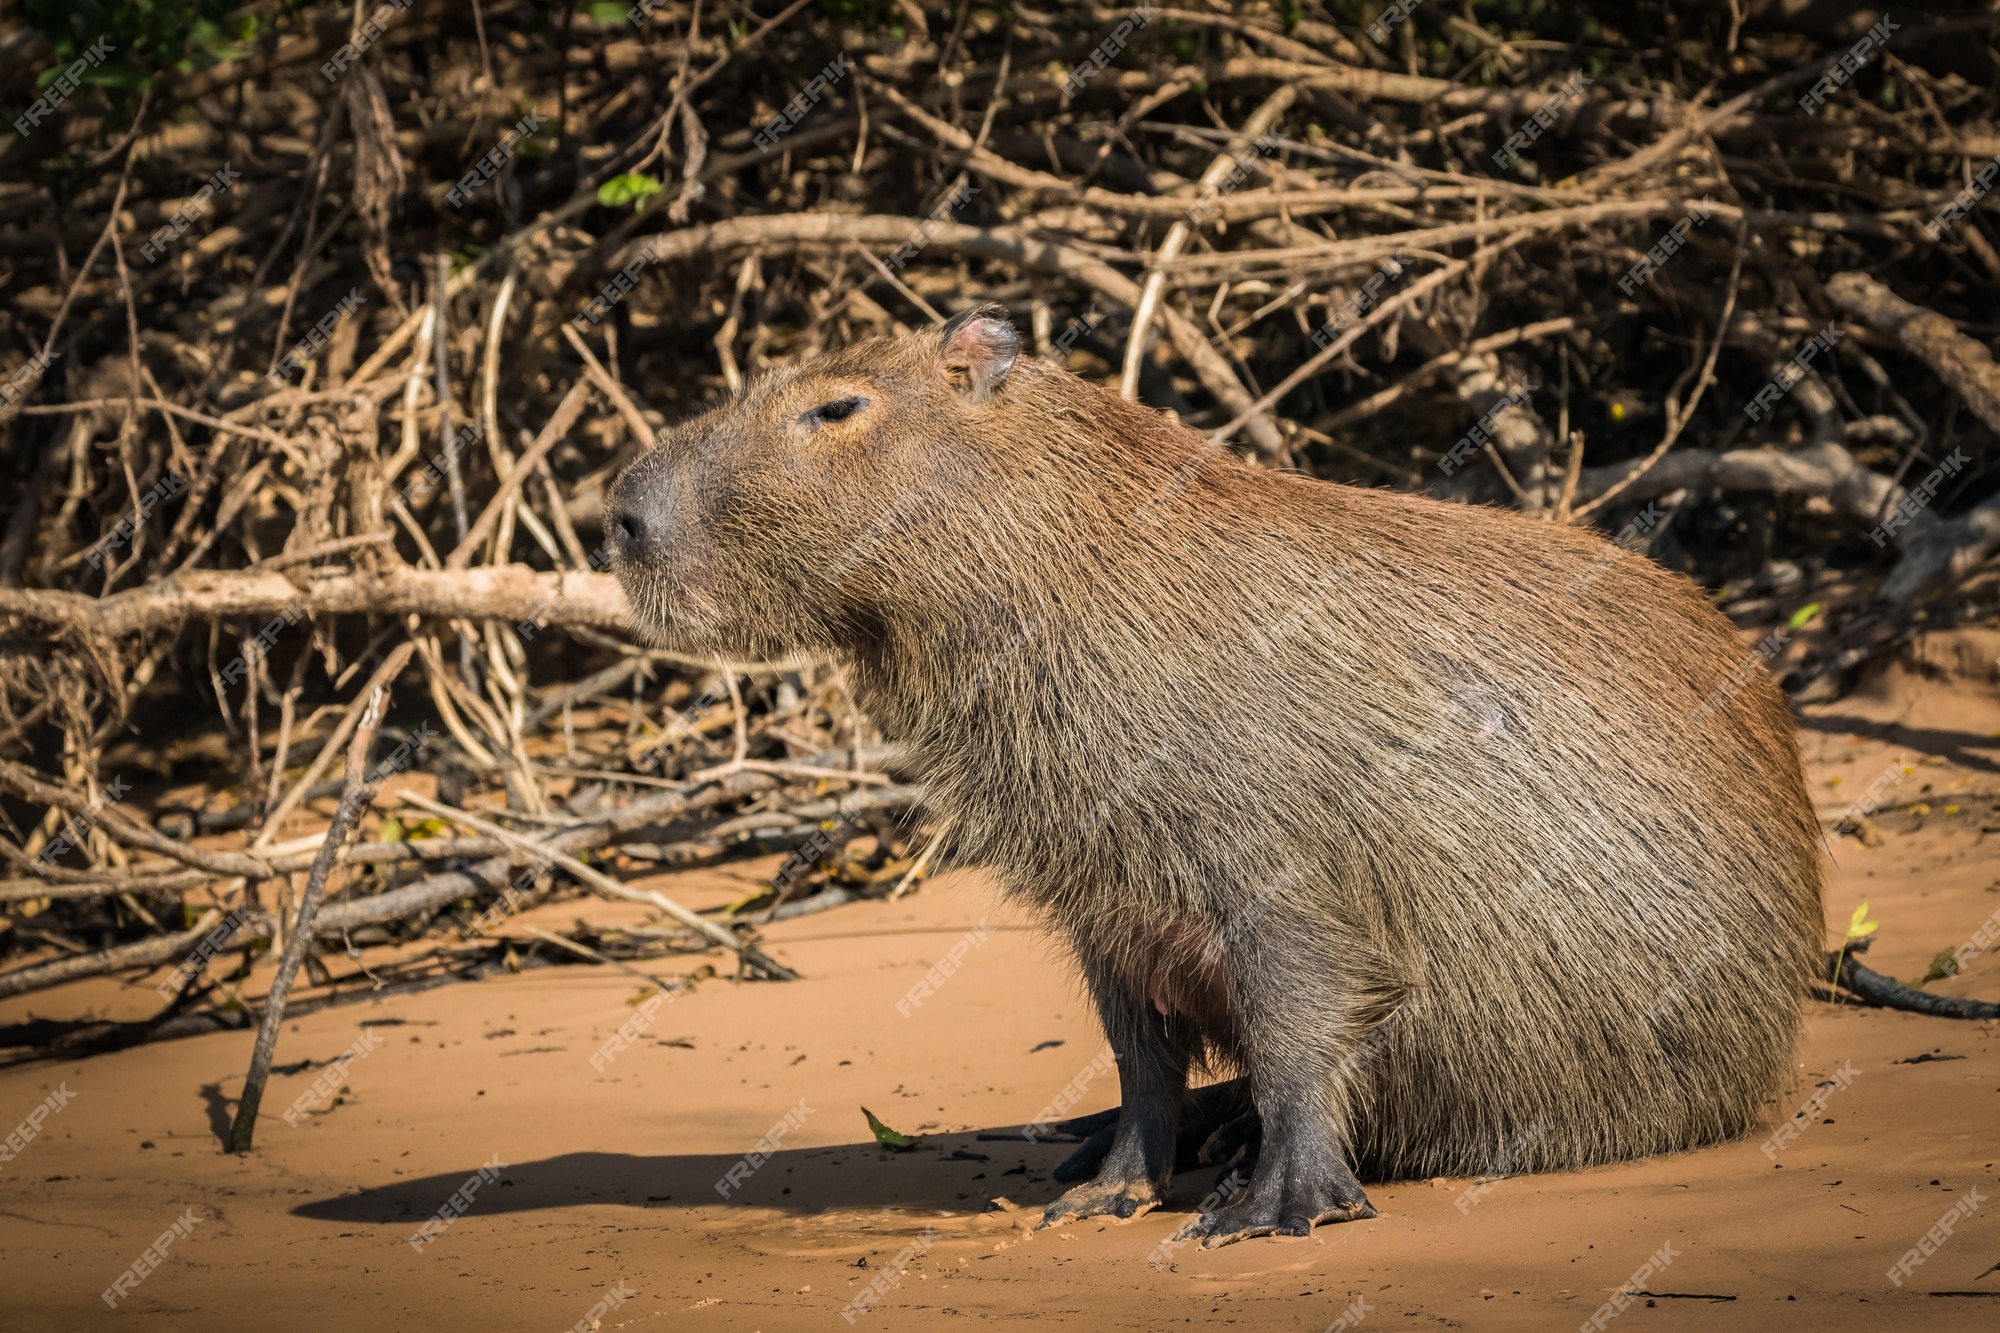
[874,80,1512,225]
[0,758,278,879]
[1828,950,2000,1020]
[398,790,801,980]
[0,774,786,1002]
[1878,490,2000,604]
[0,565,629,643]
[1573,440,1899,526]
[1040,56,1583,116]
[1827,271,2000,435]
[0,910,223,1001]
[1822,272,2000,602]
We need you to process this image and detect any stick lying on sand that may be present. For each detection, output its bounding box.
[1823,948,2000,1020]
[395,789,801,981]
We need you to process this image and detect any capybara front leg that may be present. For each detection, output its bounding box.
[1174,946,1387,1246]
[1038,967,1191,1227]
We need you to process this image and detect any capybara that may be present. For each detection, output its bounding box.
[606,306,1824,1246]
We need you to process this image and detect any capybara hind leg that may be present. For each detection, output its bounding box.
[1039,967,1192,1228]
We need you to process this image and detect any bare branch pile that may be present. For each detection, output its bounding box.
[1,0,1998,1055]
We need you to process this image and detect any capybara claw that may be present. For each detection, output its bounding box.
[1037,1177,1161,1228]
[1176,1192,1374,1248]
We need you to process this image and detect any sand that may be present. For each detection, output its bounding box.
[2,641,1996,1332]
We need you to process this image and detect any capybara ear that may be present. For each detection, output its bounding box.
[939,304,1020,401]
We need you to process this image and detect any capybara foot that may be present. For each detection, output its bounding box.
[1172,1164,1374,1247]
[1037,1175,1163,1228]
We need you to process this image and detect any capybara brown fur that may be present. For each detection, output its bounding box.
[606,306,1824,1246]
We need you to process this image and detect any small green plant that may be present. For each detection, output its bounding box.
[597,172,663,211]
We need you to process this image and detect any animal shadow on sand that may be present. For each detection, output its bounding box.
[289,1124,1130,1226]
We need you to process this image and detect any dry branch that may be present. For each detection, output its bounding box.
[0,757,278,879]
[1828,273,2000,436]
[0,566,629,642]
[1825,272,2000,602]
[1574,441,1908,526]
[396,789,800,980]
[4,0,1998,1050]
[228,680,389,1152]
[0,908,221,1001]
[0,768,901,1001]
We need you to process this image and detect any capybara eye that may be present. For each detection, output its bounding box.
[801,395,868,427]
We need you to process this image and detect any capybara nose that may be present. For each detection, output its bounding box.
[609,505,647,558]
[608,455,675,563]
[607,470,673,562]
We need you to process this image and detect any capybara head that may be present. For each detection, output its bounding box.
[607,306,1034,658]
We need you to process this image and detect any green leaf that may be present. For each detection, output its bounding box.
[1910,948,1960,989]
[587,1,629,22]
[1786,602,1821,632]
[862,1106,917,1151]
[378,816,406,843]
[597,173,663,211]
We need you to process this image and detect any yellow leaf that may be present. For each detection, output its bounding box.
[718,889,769,916]
[1845,900,1878,942]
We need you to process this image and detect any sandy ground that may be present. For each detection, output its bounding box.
[2,640,1997,1332]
